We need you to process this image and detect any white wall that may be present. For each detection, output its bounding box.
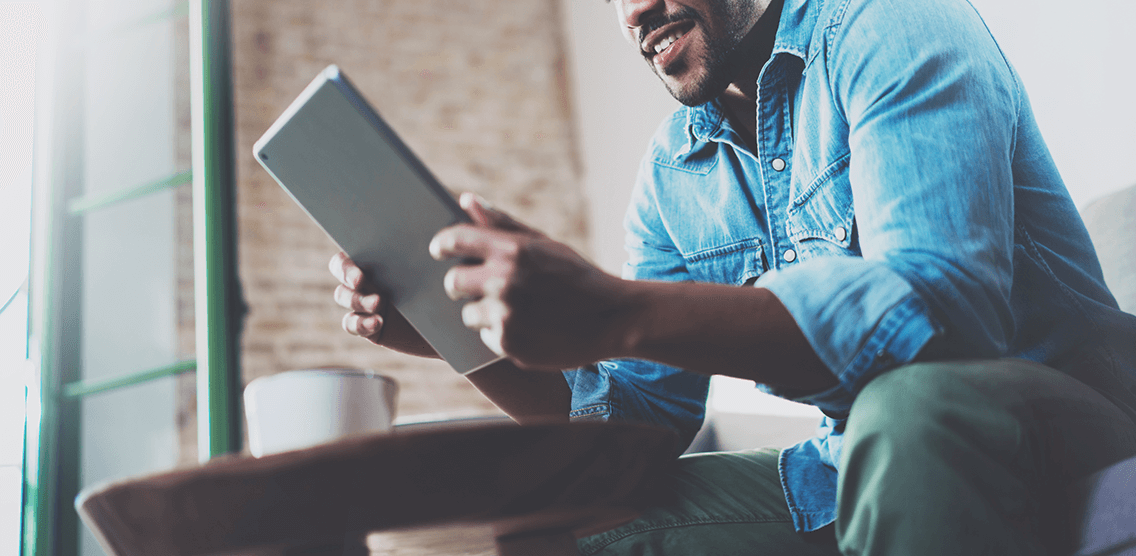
[969,0,1136,208]
[561,0,679,276]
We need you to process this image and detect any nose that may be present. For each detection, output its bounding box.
[614,0,666,39]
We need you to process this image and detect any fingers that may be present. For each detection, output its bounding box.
[461,300,507,357]
[461,298,505,329]
[331,251,385,343]
[328,251,365,289]
[480,327,505,357]
[334,284,382,313]
[443,262,507,301]
[342,311,383,339]
[429,224,503,261]
[458,192,539,235]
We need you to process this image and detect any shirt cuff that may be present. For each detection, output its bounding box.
[755,257,941,417]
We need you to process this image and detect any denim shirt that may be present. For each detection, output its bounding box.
[564,0,1136,533]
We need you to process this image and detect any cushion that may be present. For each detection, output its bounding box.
[1080,184,1136,314]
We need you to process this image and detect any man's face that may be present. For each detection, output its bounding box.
[612,0,764,106]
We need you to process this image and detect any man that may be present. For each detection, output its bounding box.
[330,0,1136,553]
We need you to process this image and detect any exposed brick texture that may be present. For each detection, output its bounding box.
[223,0,587,431]
[173,13,198,466]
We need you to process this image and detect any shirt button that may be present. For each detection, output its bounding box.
[783,249,797,263]
[875,349,895,367]
[834,226,847,241]
[771,158,787,172]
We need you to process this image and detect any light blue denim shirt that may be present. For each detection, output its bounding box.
[564,0,1136,533]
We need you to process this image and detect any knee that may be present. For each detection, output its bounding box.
[845,363,954,443]
[835,361,1055,556]
[842,361,1021,460]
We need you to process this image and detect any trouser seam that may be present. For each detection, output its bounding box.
[580,516,794,555]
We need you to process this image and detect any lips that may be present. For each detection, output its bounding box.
[640,21,695,59]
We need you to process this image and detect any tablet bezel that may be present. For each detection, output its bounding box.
[252,65,503,374]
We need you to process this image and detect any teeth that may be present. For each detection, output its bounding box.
[653,32,681,54]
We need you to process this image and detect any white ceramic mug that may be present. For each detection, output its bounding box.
[243,368,398,457]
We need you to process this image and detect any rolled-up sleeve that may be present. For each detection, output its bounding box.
[758,0,1021,416]
[562,152,711,453]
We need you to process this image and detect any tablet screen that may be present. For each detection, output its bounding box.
[253,65,502,374]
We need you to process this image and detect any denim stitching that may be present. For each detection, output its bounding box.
[684,237,765,263]
[569,404,610,419]
[789,152,851,210]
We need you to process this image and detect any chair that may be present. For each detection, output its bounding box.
[1069,183,1136,556]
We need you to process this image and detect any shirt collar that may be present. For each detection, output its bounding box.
[680,0,822,151]
[772,0,822,63]
[685,100,725,144]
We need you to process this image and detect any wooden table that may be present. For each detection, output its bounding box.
[77,421,678,556]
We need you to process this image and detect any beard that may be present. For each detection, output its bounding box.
[657,36,740,106]
[639,2,758,106]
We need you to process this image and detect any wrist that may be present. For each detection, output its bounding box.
[601,278,655,361]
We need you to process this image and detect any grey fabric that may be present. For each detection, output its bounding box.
[1071,184,1136,556]
[1069,456,1136,556]
[1080,184,1136,314]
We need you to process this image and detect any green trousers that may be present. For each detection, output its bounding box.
[577,360,1136,556]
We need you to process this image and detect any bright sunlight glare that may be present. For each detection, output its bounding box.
[2,3,46,555]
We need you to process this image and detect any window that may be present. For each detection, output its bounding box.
[1,5,42,556]
[21,1,242,554]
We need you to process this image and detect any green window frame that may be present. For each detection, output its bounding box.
[22,1,244,554]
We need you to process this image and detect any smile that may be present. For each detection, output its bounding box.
[641,21,695,58]
[653,31,684,53]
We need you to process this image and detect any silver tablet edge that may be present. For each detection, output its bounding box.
[251,65,504,375]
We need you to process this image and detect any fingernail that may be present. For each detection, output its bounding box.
[444,270,458,300]
[365,294,380,313]
[347,266,362,286]
[428,235,443,259]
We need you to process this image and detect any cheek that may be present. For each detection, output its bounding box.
[612,3,636,43]
[622,29,638,47]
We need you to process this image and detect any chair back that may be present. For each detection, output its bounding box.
[1080,184,1136,314]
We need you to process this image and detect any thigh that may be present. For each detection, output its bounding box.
[838,359,1136,556]
[577,448,841,556]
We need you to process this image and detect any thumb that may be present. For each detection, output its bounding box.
[459,192,538,235]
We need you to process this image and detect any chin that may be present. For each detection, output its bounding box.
[661,74,727,107]
[654,56,732,107]
[667,84,719,106]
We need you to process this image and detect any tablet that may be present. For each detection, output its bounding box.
[252,65,502,374]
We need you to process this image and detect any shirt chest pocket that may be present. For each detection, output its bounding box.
[786,156,858,260]
[683,238,767,286]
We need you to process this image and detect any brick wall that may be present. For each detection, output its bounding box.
[223,0,587,432]
[174,13,198,466]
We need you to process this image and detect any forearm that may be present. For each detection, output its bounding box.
[427,204,836,395]
[464,359,571,424]
[614,280,837,394]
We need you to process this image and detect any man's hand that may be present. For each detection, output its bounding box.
[429,193,632,371]
[328,251,440,358]
[332,191,834,395]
